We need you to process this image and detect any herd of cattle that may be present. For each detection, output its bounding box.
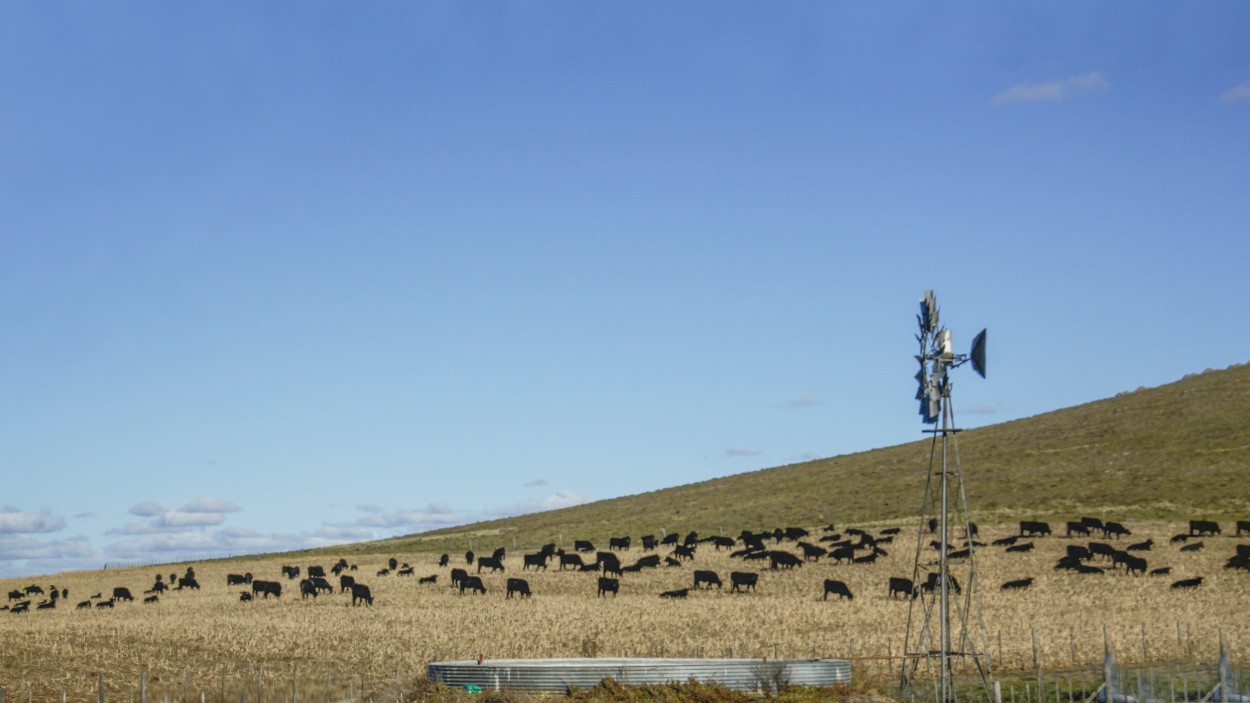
[4,519,1247,614]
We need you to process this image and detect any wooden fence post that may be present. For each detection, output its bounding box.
[99,673,106,703]
[140,669,147,703]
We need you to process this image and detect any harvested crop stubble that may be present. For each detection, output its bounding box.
[0,521,1246,700]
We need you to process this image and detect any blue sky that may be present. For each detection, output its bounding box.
[3,3,1248,579]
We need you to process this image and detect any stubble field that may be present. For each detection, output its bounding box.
[1,520,1246,702]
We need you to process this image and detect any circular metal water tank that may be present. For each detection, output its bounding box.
[427,657,851,692]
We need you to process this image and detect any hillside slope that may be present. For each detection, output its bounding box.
[337,362,1250,557]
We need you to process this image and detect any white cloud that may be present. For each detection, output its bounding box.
[523,478,549,487]
[180,496,239,513]
[0,534,93,560]
[725,447,763,457]
[0,508,67,535]
[128,501,164,517]
[486,490,594,518]
[1219,83,1250,104]
[353,503,461,529]
[995,71,1109,105]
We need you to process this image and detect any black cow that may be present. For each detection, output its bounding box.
[76,599,92,610]
[730,571,758,593]
[506,578,532,598]
[459,576,486,595]
[559,553,584,570]
[450,568,468,588]
[683,531,699,546]
[239,592,253,602]
[307,565,326,579]
[1075,564,1105,575]
[888,577,916,599]
[465,550,474,564]
[1189,520,1221,536]
[1180,541,1205,552]
[113,587,134,602]
[660,588,689,598]
[664,557,682,568]
[522,553,548,571]
[340,575,356,593]
[921,572,962,595]
[822,579,853,601]
[1066,545,1092,561]
[1103,522,1131,539]
[1065,521,1091,538]
[829,546,856,564]
[693,570,722,589]
[419,574,438,584]
[7,590,22,601]
[597,577,619,597]
[176,577,200,591]
[1006,542,1035,553]
[397,567,415,577]
[477,556,505,574]
[1149,567,1172,576]
[993,535,1020,546]
[1236,520,1250,537]
[853,552,879,565]
[24,585,44,596]
[1081,516,1105,532]
[252,580,282,599]
[783,527,810,541]
[491,547,506,561]
[226,573,252,586]
[671,544,695,561]
[574,540,595,552]
[351,583,374,606]
[1001,577,1034,591]
[146,581,168,595]
[374,568,389,576]
[769,551,803,570]
[299,579,319,599]
[1170,576,1203,590]
[609,536,631,551]
[633,555,661,570]
[1088,542,1117,560]
[439,553,450,567]
[38,599,57,609]
[1170,533,1191,543]
[708,536,736,550]
[598,552,622,576]
[641,535,658,551]
[1020,521,1051,537]
[798,542,827,561]
[141,596,160,605]
[281,565,300,579]
[660,532,679,545]
[95,599,114,609]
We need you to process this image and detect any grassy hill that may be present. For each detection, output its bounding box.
[331,362,1250,558]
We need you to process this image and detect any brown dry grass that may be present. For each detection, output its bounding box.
[2,520,1246,701]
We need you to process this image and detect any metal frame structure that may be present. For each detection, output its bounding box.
[900,290,993,703]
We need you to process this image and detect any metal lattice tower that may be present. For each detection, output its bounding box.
[900,290,993,703]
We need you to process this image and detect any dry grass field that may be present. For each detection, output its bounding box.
[2,520,1246,702]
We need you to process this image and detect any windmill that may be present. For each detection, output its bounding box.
[901,290,993,703]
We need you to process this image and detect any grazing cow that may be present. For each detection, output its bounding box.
[145,582,168,595]
[1103,522,1131,539]
[377,568,390,577]
[252,580,282,599]
[559,553,584,570]
[112,587,134,602]
[1170,576,1203,590]
[633,555,661,570]
[299,579,319,599]
[506,578,532,598]
[339,575,356,593]
[226,573,252,586]
[450,568,468,589]
[418,574,438,584]
[597,577,620,597]
[459,576,486,595]
[888,577,915,599]
[1065,521,1091,538]
[76,600,92,610]
[948,548,971,559]
[671,544,696,561]
[7,590,22,601]
[1189,520,1221,536]
[1066,545,1092,561]
[729,571,758,593]
[609,536,632,551]
[769,551,803,570]
[822,579,853,601]
[1236,520,1250,537]
[1006,542,1035,553]
[36,599,56,610]
[1127,539,1153,552]
[477,556,505,574]
[641,535,658,551]
[1075,565,1105,575]
[708,536,736,550]
[1180,541,1205,553]
[993,535,1020,546]
[1149,567,1172,576]
[783,527,810,541]
[574,540,595,552]
[332,559,350,576]
[853,552,879,565]
[830,546,856,564]
[660,588,689,599]
[309,577,332,594]
[660,532,679,546]
[239,592,253,602]
[24,585,44,596]
[1001,578,1034,591]
[1170,533,1191,543]
[307,566,326,579]
[798,542,827,561]
[693,570,723,589]
[522,553,548,571]
[176,577,201,591]
[1019,521,1051,537]
[281,565,300,579]
[397,567,415,577]
[665,557,682,568]
[1123,555,1149,576]
[143,595,159,604]
[95,600,115,609]
[921,572,963,595]
[351,583,374,606]
[1088,542,1117,560]
[683,531,700,546]
[439,553,450,567]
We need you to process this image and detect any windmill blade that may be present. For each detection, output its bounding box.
[970,329,987,379]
